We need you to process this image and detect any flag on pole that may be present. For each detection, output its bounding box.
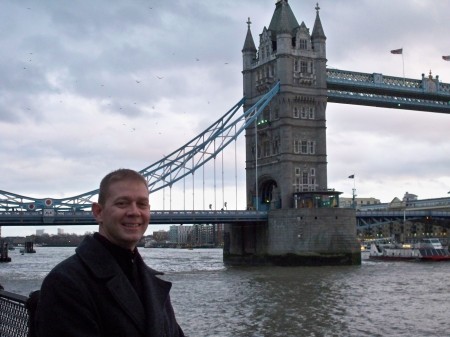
[391,48,403,54]
[348,174,355,179]
[443,55,450,61]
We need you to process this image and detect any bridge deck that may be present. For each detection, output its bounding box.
[327,69,450,113]
[1,209,450,226]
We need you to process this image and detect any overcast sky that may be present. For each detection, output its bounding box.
[1,0,450,237]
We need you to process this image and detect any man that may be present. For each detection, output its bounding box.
[35,169,185,337]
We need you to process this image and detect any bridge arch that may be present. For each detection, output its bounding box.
[257,175,280,210]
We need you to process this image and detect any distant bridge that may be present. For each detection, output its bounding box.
[0,210,268,226]
[1,208,450,227]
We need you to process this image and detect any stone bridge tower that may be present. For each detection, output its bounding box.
[243,0,328,211]
[223,1,360,266]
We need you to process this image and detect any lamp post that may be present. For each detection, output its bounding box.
[348,174,356,209]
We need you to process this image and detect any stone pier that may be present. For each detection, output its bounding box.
[223,208,360,266]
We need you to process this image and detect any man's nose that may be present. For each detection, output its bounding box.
[126,203,140,215]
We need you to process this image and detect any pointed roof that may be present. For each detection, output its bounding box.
[268,0,299,35]
[311,3,326,40]
[242,17,257,52]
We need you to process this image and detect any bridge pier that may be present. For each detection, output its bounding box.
[223,208,360,266]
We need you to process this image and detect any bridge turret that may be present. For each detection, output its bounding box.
[269,0,299,86]
[311,3,327,88]
[242,17,257,98]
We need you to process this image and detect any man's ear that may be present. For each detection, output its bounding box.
[92,202,103,223]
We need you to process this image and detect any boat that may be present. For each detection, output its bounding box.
[369,238,450,261]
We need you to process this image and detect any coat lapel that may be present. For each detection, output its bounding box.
[106,274,147,334]
[76,236,147,335]
[139,260,173,337]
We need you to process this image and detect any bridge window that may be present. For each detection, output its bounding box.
[301,140,308,154]
[294,140,316,155]
[293,170,317,192]
[308,141,315,154]
[300,61,308,73]
[302,171,308,184]
[272,137,280,155]
[299,39,308,50]
[300,105,315,119]
[294,139,300,154]
[300,106,307,118]
[293,107,300,118]
[308,106,315,119]
[294,59,309,73]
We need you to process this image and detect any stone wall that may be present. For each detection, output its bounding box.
[223,208,361,266]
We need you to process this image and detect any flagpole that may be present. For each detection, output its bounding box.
[352,177,356,209]
[402,52,405,84]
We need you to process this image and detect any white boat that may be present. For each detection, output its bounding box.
[369,238,450,262]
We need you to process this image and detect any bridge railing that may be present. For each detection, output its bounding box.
[327,68,450,93]
[326,68,450,113]
[0,210,269,226]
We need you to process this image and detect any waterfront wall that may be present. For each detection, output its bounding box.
[223,208,361,266]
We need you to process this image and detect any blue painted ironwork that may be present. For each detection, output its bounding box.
[0,208,449,227]
[140,81,280,194]
[0,82,281,213]
[327,69,450,113]
[0,210,268,226]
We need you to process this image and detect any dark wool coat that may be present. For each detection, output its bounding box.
[35,236,184,337]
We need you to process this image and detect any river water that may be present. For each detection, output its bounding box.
[1,247,449,337]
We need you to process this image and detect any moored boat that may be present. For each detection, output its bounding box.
[369,238,450,261]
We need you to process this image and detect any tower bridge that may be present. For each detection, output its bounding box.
[1,0,449,265]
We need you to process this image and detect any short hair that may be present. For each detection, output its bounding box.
[97,168,148,205]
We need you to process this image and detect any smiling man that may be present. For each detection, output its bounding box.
[35,169,185,337]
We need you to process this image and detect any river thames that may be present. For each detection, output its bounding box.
[1,247,449,337]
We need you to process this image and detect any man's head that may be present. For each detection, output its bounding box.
[92,169,150,250]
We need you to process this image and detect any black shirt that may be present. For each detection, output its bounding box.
[93,233,145,301]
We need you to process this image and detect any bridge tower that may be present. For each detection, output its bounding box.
[243,0,328,210]
[224,0,360,266]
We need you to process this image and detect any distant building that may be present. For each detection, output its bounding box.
[152,230,169,242]
[36,229,45,236]
[178,225,192,244]
[340,197,381,209]
[168,225,178,243]
[57,228,64,235]
[403,192,418,206]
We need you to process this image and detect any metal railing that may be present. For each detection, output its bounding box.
[0,288,37,337]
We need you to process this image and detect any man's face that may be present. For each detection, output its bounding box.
[92,179,150,250]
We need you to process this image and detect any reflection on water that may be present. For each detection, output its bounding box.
[1,247,449,337]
